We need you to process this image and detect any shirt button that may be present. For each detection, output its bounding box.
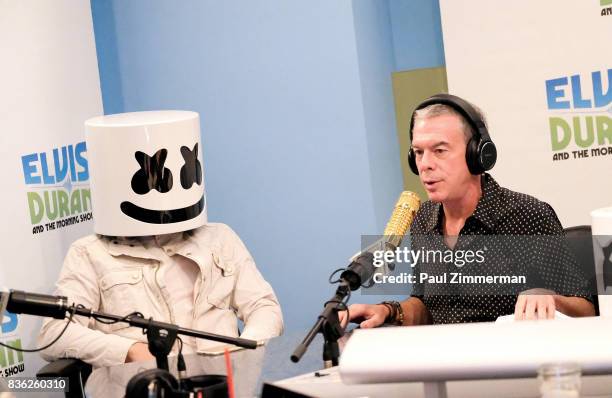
[132,274,139,280]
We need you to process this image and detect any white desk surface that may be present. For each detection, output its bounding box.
[270,367,612,398]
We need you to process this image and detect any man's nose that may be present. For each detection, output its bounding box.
[418,150,435,172]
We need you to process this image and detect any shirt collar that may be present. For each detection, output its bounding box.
[423,173,500,234]
[424,203,444,234]
[470,173,500,231]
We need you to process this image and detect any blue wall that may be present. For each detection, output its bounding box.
[352,0,404,231]
[388,0,446,70]
[90,0,445,331]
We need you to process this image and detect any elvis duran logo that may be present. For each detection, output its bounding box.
[1,312,25,377]
[545,69,612,161]
[21,142,93,235]
[601,0,612,16]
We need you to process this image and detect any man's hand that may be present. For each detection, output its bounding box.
[514,289,557,320]
[125,342,155,363]
[338,303,390,329]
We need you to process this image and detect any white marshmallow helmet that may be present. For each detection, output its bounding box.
[85,111,207,236]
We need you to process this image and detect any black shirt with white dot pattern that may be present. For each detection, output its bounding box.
[410,173,590,324]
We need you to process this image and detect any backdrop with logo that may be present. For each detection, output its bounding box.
[0,2,102,377]
[439,0,612,227]
[439,0,612,312]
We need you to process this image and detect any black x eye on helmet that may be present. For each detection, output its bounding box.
[407,93,497,175]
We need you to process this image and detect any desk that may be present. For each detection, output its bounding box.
[264,367,612,398]
[82,327,612,397]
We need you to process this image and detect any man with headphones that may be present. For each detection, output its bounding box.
[342,93,594,328]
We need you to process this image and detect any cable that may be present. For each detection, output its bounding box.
[0,306,76,353]
[0,305,146,353]
[324,286,351,330]
[326,268,353,328]
[176,336,186,373]
[328,268,345,284]
[177,336,184,357]
[84,304,144,325]
[329,267,371,289]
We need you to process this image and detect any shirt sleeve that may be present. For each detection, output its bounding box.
[37,244,138,368]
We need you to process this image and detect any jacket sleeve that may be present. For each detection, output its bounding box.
[37,243,137,368]
[222,227,284,341]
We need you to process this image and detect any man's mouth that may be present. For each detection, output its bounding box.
[423,180,440,190]
[120,196,205,224]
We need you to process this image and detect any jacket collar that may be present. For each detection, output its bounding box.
[101,228,235,275]
[103,232,188,260]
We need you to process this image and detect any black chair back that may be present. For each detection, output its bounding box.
[564,225,599,316]
[37,358,92,398]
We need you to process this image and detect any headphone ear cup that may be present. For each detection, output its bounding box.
[407,148,419,175]
[465,136,483,175]
[126,368,179,397]
[478,140,497,172]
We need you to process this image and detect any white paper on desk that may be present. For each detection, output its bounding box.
[340,317,612,384]
[197,340,266,356]
[495,311,569,323]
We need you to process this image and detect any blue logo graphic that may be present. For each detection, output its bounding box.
[21,142,89,185]
[545,69,612,161]
[1,311,18,335]
[545,70,612,110]
[20,141,94,233]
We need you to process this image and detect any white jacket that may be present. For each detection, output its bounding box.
[38,223,283,368]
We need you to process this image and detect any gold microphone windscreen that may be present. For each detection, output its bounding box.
[383,191,421,248]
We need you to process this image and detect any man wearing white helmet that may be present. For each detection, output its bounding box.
[38,111,283,367]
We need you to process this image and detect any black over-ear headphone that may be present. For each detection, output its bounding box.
[126,368,229,397]
[407,93,497,175]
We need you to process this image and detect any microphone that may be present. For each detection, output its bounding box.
[382,191,421,249]
[291,191,421,365]
[0,288,9,317]
[341,191,421,290]
[4,290,70,320]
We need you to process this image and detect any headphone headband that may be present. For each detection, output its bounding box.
[409,94,491,143]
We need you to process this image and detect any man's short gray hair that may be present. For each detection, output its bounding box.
[413,103,487,143]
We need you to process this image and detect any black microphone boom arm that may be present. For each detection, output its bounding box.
[5,290,257,371]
